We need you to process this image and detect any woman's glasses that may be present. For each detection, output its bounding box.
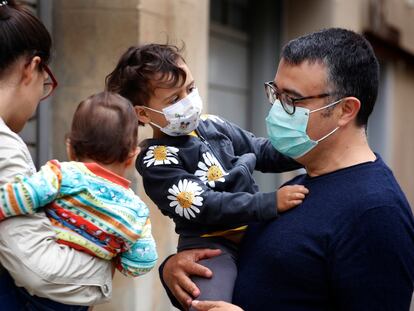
[41,64,58,101]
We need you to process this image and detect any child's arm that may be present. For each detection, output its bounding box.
[277,185,309,212]
[140,160,279,225]
[0,160,62,220]
[115,218,158,277]
[219,118,301,173]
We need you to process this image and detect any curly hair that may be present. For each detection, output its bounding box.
[105,44,187,108]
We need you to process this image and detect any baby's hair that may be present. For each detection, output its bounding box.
[68,92,138,164]
[105,43,186,108]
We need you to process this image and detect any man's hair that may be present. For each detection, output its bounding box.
[68,92,138,164]
[0,0,51,79]
[105,44,187,108]
[281,28,379,127]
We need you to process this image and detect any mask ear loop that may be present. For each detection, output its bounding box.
[316,126,339,143]
[144,106,164,115]
[141,106,166,131]
[311,99,343,143]
[309,98,343,114]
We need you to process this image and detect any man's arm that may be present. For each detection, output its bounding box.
[160,249,222,310]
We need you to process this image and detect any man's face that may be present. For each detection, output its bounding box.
[272,59,340,160]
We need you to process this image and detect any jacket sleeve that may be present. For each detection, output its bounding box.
[139,159,277,226]
[115,218,158,277]
[0,160,62,220]
[221,119,301,173]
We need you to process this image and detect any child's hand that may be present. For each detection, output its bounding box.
[277,185,309,212]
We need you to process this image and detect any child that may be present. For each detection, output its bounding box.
[106,44,308,308]
[0,91,158,278]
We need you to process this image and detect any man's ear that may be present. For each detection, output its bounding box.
[125,146,140,168]
[135,106,151,125]
[337,97,361,127]
[21,56,42,86]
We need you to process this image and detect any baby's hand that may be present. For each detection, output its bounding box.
[277,185,309,212]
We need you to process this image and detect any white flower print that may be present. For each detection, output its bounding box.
[167,179,204,220]
[194,152,227,188]
[143,145,179,167]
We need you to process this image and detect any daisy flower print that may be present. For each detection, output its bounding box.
[168,179,204,220]
[195,152,228,188]
[143,145,179,167]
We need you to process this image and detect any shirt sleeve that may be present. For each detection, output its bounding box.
[140,159,277,225]
[0,160,62,220]
[0,133,35,184]
[115,218,158,277]
[331,205,414,310]
[221,119,301,173]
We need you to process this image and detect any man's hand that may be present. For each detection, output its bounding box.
[192,300,243,311]
[163,248,222,309]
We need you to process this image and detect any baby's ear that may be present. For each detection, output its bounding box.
[125,147,140,168]
[65,138,77,161]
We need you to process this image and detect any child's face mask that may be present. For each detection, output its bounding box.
[146,88,203,136]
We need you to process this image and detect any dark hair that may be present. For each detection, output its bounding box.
[105,44,187,109]
[281,28,379,127]
[0,0,51,79]
[69,92,138,164]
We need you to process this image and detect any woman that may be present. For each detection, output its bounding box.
[0,1,112,310]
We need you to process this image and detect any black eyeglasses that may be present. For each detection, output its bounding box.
[264,81,333,115]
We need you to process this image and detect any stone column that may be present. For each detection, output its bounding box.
[51,1,209,310]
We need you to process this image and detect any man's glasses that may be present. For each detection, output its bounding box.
[41,64,58,101]
[264,81,333,115]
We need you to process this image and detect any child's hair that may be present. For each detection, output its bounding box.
[0,0,51,79]
[105,44,187,107]
[68,92,138,164]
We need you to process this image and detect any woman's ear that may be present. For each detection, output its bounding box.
[21,56,42,86]
[337,97,361,127]
[135,106,151,125]
[65,138,77,161]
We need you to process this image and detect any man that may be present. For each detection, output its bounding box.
[161,28,414,311]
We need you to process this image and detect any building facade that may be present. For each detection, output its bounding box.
[21,0,414,310]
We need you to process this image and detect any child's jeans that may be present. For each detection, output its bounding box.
[177,236,239,311]
[0,270,88,311]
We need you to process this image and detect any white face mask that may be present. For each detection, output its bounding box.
[146,88,203,136]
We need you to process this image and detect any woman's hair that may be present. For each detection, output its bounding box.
[0,0,51,79]
[105,44,187,107]
[68,92,138,164]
